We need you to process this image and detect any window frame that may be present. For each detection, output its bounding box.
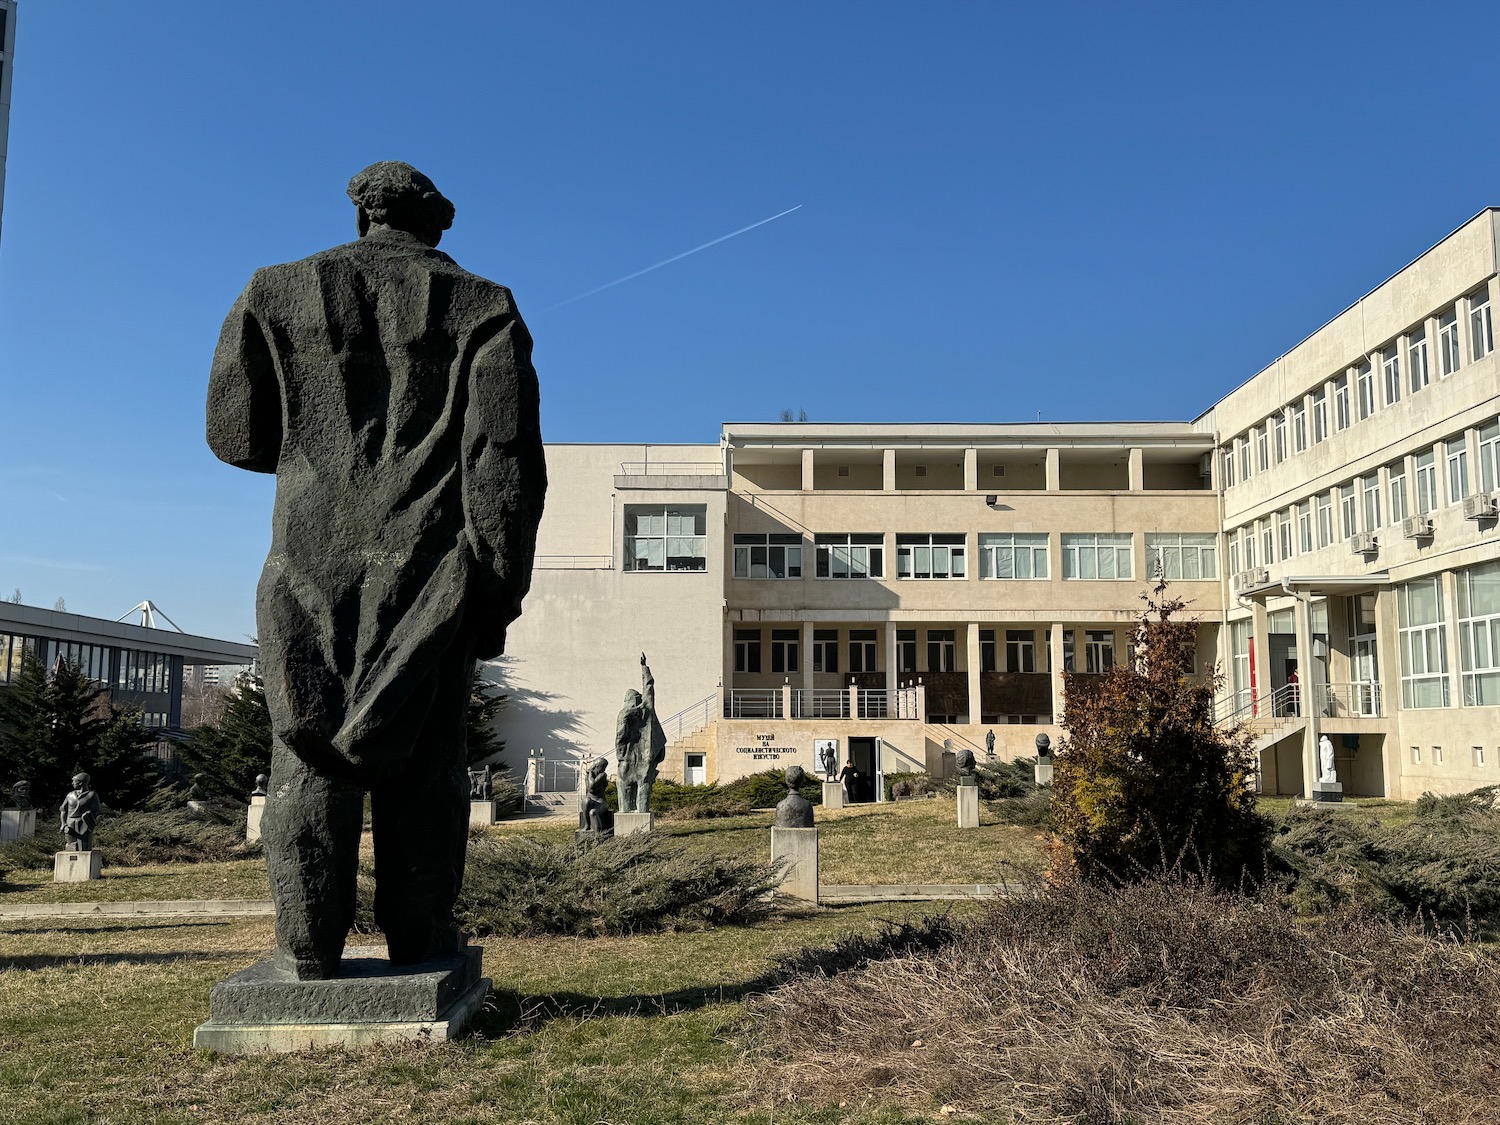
[814,533,885,579]
[623,504,708,572]
[732,532,803,580]
[1061,533,1134,581]
[977,532,1049,580]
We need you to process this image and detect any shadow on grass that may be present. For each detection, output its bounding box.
[0,919,241,938]
[0,949,241,970]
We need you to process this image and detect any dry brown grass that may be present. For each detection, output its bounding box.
[750,878,1500,1124]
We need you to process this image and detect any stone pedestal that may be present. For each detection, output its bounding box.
[1312,781,1344,803]
[246,796,266,844]
[468,799,499,827]
[956,783,980,829]
[770,826,819,902]
[1034,759,1054,786]
[194,945,490,1053]
[54,850,102,882]
[615,811,654,837]
[821,781,845,810]
[0,807,37,842]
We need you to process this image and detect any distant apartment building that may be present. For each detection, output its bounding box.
[0,1,14,249]
[499,209,1500,804]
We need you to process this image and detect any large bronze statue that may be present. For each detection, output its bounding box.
[207,162,546,980]
[614,653,666,813]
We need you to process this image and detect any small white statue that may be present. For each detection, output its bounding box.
[1318,734,1336,784]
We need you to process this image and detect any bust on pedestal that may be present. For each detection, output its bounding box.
[1,780,37,843]
[247,774,269,843]
[55,772,102,882]
[1033,733,1055,786]
[770,766,818,901]
[954,748,980,829]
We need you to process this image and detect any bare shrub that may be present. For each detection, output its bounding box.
[750,877,1500,1123]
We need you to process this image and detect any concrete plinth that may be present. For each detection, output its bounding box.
[193,946,490,1053]
[771,826,819,902]
[54,850,101,882]
[615,812,654,837]
[246,796,266,843]
[1034,760,1054,786]
[821,781,845,810]
[956,783,980,829]
[468,799,499,827]
[1312,781,1344,803]
[1,808,37,842]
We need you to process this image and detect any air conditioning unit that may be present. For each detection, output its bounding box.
[1462,492,1499,520]
[1198,453,1214,478]
[1350,531,1378,555]
[1402,514,1434,540]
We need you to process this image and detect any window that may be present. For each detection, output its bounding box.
[1317,493,1334,547]
[1061,533,1133,579]
[1312,389,1328,443]
[927,629,957,673]
[1084,630,1115,673]
[1412,746,1421,764]
[1458,559,1500,706]
[734,629,761,674]
[1278,509,1293,560]
[811,629,839,674]
[1146,533,1217,580]
[1256,422,1270,471]
[1259,519,1274,566]
[732,533,802,579]
[770,629,799,675]
[896,629,917,674]
[978,533,1048,579]
[1434,746,1445,765]
[1361,475,1382,531]
[1356,362,1376,419]
[848,629,878,673]
[1382,347,1402,406]
[1274,412,1288,461]
[1470,287,1493,360]
[1221,448,1235,488]
[1292,401,1308,453]
[1399,576,1450,708]
[1227,532,1242,576]
[1005,630,1036,673]
[1475,746,1487,767]
[1237,435,1251,481]
[980,629,996,673]
[1408,330,1430,393]
[1415,450,1438,514]
[1481,421,1500,492]
[1240,526,1255,570]
[1339,483,1357,538]
[1446,438,1470,503]
[815,533,884,578]
[1333,375,1351,431]
[624,506,706,571]
[896,534,966,579]
[1440,308,1461,375]
[119,650,170,693]
[1297,501,1313,554]
[1389,462,1409,524]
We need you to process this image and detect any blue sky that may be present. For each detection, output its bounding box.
[2,2,1498,641]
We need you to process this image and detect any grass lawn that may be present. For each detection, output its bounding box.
[0,860,271,904]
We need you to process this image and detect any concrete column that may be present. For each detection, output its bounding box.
[1466,425,1483,497]
[882,448,896,491]
[965,622,983,725]
[781,682,793,721]
[1127,447,1144,491]
[1442,570,1464,712]
[884,622,898,711]
[721,616,736,717]
[1293,593,1317,798]
[801,619,816,698]
[1049,623,1067,724]
[801,448,815,491]
[1250,600,1271,717]
[963,447,978,491]
[1045,447,1061,491]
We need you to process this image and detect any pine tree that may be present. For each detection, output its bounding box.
[467,667,509,766]
[0,654,108,803]
[1051,580,1268,885]
[177,673,273,801]
[91,705,164,809]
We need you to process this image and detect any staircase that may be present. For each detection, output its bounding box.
[1216,684,1306,753]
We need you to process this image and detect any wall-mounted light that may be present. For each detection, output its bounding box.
[984,494,998,506]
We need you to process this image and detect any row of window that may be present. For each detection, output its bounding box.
[0,635,175,697]
[729,531,1218,582]
[1221,285,1494,489]
[1398,560,1500,708]
[1410,745,1497,768]
[1228,420,1500,571]
[732,626,1121,675]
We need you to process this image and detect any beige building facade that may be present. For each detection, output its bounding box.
[501,209,1500,804]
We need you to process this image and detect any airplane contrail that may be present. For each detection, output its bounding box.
[538,204,803,313]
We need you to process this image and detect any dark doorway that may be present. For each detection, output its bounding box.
[847,737,878,803]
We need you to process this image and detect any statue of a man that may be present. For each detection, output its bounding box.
[773,765,814,828]
[206,162,547,980]
[1318,734,1336,784]
[468,765,493,801]
[11,780,30,810]
[614,653,666,814]
[59,773,101,851]
[578,758,614,836]
[984,729,995,759]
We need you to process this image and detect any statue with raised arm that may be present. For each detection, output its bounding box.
[59,773,101,851]
[614,653,666,814]
[206,162,547,981]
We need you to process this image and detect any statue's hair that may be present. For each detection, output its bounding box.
[346,162,455,233]
[785,765,805,787]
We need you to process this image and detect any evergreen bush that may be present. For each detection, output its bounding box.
[176,673,273,802]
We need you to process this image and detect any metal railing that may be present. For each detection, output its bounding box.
[661,692,720,743]
[726,689,783,719]
[532,554,614,570]
[1315,681,1383,718]
[792,689,850,719]
[617,460,725,476]
[1214,683,1303,726]
[857,688,890,719]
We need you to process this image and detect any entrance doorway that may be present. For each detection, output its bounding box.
[684,753,706,786]
[847,737,878,803]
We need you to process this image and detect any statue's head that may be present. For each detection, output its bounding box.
[255,773,268,787]
[589,757,608,779]
[785,765,805,789]
[12,780,29,807]
[72,772,91,793]
[623,688,642,708]
[1035,733,1051,755]
[347,162,455,248]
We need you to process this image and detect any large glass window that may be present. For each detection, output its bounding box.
[1382,347,1402,406]
[1240,526,1256,570]
[1227,532,1242,576]
[1480,421,1500,492]
[1260,519,1274,566]
[1356,362,1376,420]
[734,629,761,674]
[1440,308,1461,375]
[0,633,38,684]
[1277,509,1294,560]
[1292,401,1308,453]
[1084,630,1115,673]
[1317,492,1334,547]
[1361,475,1382,530]
[1256,422,1270,470]
[1146,533,1217,580]
[1470,287,1493,361]
[1237,435,1251,480]
[1408,330,1430,393]
[1333,376,1351,431]
[1389,462,1409,524]
[624,505,706,572]
[1312,389,1328,444]
[1446,438,1470,503]
[1399,577,1450,709]
[1274,412,1288,461]
[118,650,170,694]
[811,629,839,674]
[978,533,1048,579]
[1459,559,1500,706]
[896,628,917,674]
[1339,483,1357,538]
[926,629,957,673]
[1061,533,1133,580]
[848,629,878,673]
[732,533,802,579]
[1221,448,1235,488]
[895,534,966,579]
[815,533,884,579]
[1415,450,1438,513]
[1297,501,1313,554]
[770,629,799,674]
[1005,630,1036,673]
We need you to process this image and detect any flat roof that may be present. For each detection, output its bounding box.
[0,604,257,666]
[722,421,1215,448]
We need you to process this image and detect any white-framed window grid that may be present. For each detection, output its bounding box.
[1357,362,1376,420]
[1146,533,1217,580]
[978,533,1049,579]
[815,533,884,579]
[1312,390,1328,444]
[1061,533,1134,580]
[1446,438,1470,503]
[1382,347,1402,407]
[1480,420,1500,492]
[624,505,707,572]
[895,533,966,579]
[732,532,802,579]
[1458,559,1500,707]
[1399,576,1450,709]
[1470,287,1493,361]
[1408,330,1430,393]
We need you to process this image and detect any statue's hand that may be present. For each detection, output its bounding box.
[640,652,647,665]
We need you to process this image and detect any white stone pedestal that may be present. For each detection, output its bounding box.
[1034,759,1054,786]
[1,807,37,842]
[615,812,654,837]
[468,800,499,827]
[956,783,980,829]
[54,850,102,882]
[770,826,819,902]
[821,781,845,810]
[246,796,266,843]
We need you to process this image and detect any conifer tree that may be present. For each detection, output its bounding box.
[177,672,273,801]
[0,654,108,803]
[467,668,509,766]
[91,705,164,809]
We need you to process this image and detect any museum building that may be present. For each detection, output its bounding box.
[499,207,1500,804]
